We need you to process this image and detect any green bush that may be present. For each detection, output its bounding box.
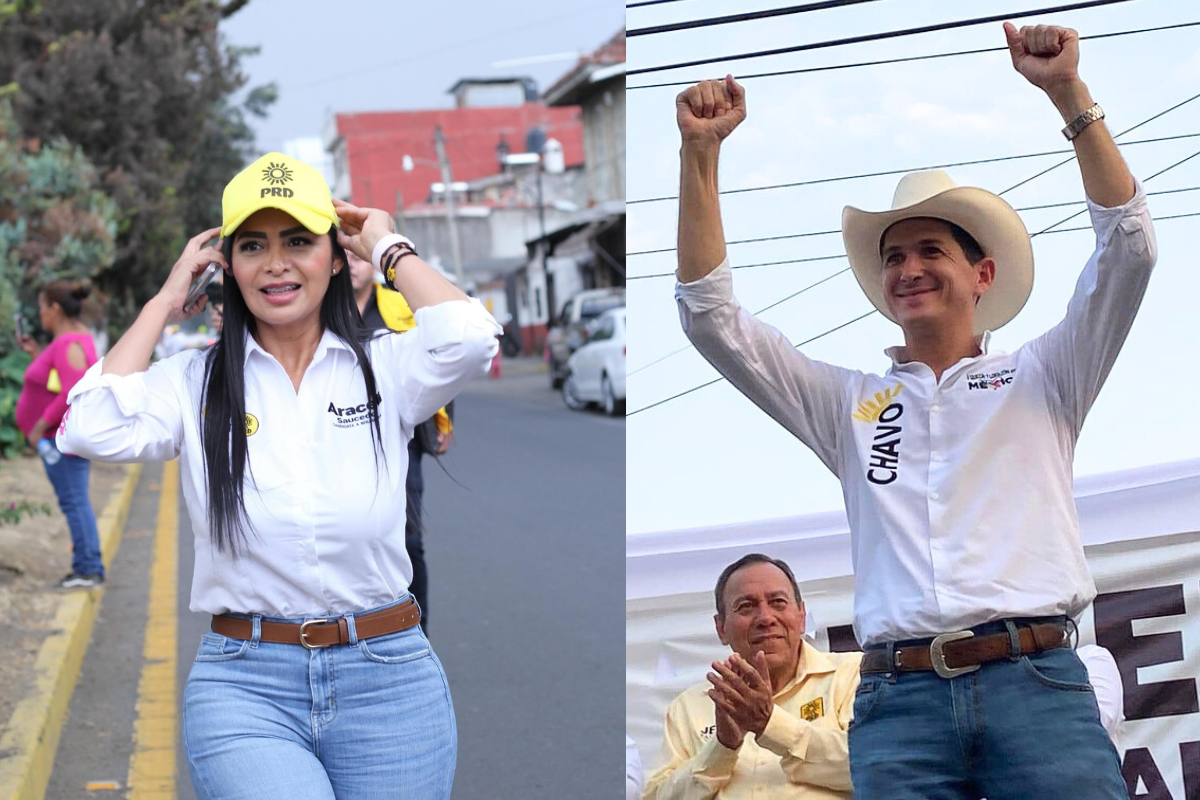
[0,98,115,457]
[0,348,29,457]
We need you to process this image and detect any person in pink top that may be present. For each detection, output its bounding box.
[15,280,102,588]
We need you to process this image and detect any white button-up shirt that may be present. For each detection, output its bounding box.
[677,186,1156,646]
[58,299,500,618]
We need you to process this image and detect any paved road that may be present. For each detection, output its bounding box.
[44,369,624,799]
[427,375,624,799]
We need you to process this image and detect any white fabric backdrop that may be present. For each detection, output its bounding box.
[627,458,1200,797]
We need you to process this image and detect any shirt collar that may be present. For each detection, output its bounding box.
[883,330,994,372]
[774,639,837,697]
[242,327,353,368]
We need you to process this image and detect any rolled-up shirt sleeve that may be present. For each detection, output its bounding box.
[677,260,856,477]
[371,297,501,428]
[56,355,190,463]
[1027,181,1157,435]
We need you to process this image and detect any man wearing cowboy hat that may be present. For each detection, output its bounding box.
[673,22,1154,798]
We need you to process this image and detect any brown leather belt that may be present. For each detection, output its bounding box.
[860,621,1069,678]
[211,599,421,650]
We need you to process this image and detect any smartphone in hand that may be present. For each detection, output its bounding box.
[14,313,25,342]
[183,263,222,312]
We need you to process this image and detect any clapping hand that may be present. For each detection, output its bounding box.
[707,651,775,745]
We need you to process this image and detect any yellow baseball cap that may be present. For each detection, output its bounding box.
[221,152,339,239]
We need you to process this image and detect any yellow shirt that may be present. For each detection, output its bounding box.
[644,641,861,800]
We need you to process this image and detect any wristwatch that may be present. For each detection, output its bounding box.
[1062,104,1104,141]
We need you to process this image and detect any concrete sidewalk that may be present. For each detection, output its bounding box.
[0,463,141,800]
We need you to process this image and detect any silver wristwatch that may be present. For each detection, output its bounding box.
[1062,104,1104,141]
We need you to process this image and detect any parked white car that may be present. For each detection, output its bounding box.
[561,308,625,416]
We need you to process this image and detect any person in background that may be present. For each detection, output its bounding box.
[15,280,102,588]
[348,247,451,631]
[644,554,861,799]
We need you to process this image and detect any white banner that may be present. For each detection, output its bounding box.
[627,459,1200,799]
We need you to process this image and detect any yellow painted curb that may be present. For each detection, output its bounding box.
[0,462,143,800]
[127,458,178,799]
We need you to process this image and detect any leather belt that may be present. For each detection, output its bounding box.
[860,621,1069,678]
[211,598,421,650]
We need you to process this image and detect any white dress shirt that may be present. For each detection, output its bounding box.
[677,186,1156,646]
[1077,644,1125,748]
[58,299,500,618]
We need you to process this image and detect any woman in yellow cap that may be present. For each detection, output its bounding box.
[58,152,500,798]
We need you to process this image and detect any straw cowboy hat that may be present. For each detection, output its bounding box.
[841,170,1034,334]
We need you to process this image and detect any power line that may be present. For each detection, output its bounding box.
[627,138,1200,414]
[629,253,845,281]
[997,92,1200,196]
[1040,208,1200,235]
[628,0,693,7]
[629,128,1200,205]
[628,20,1200,89]
[624,209,1195,412]
[1035,149,1200,235]
[627,0,1141,76]
[627,91,1200,385]
[629,228,843,257]
[627,185,1200,258]
[628,0,888,37]
[628,309,879,415]
[291,1,614,90]
[628,265,855,376]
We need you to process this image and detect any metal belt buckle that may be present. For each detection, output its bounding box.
[930,630,979,679]
[299,618,332,650]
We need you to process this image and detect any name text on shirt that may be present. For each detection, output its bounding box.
[327,395,381,430]
[853,386,905,486]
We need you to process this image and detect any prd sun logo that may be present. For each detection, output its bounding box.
[852,385,903,423]
[261,162,294,186]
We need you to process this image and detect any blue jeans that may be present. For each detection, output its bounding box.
[849,624,1126,799]
[41,439,104,578]
[183,597,456,799]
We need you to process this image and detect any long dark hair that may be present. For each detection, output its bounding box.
[200,230,385,554]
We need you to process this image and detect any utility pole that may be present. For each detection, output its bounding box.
[433,124,465,288]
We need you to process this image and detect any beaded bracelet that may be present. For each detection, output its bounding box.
[371,234,420,291]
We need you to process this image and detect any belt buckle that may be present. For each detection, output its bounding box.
[299,618,332,650]
[929,630,979,679]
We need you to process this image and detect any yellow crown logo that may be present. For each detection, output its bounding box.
[852,385,903,423]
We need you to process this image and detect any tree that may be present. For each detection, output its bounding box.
[0,97,117,456]
[0,0,273,335]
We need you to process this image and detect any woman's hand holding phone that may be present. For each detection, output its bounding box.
[158,227,227,325]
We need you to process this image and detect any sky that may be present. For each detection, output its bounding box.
[218,0,625,153]
[626,0,1200,535]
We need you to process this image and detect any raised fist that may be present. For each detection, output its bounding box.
[676,75,746,146]
[1004,22,1080,92]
